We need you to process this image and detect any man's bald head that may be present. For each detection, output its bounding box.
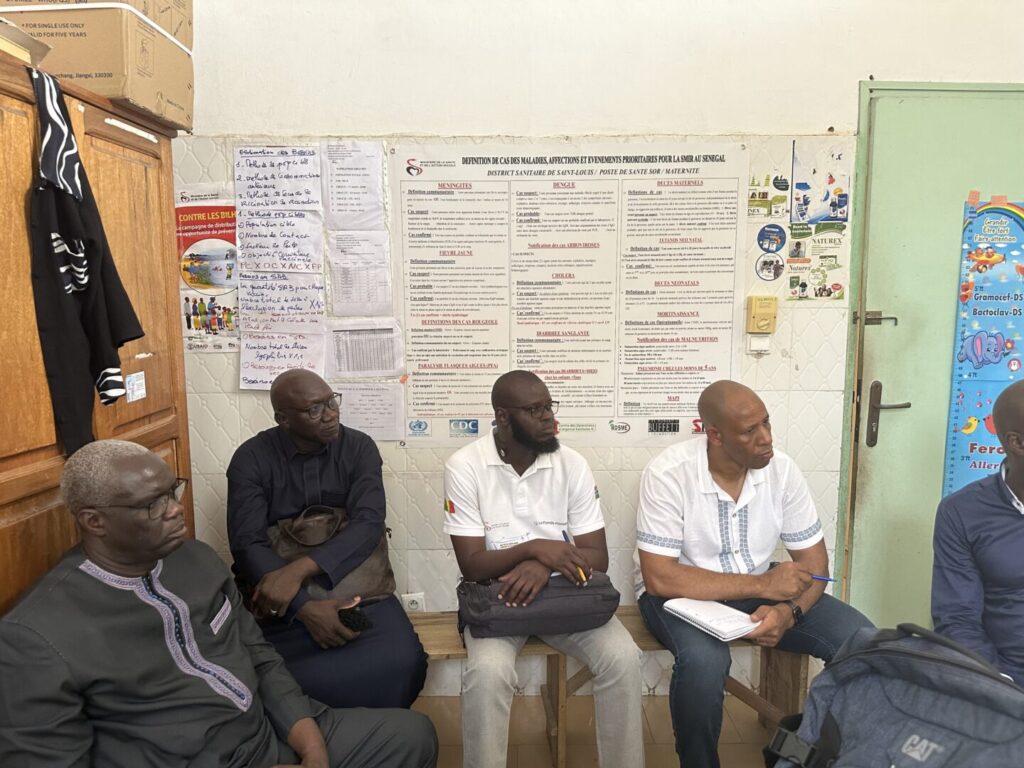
[269,369,341,451]
[697,380,774,471]
[993,380,1024,449]
[491,370,544,410]
[697,380,761,430]
[270,369,328,412]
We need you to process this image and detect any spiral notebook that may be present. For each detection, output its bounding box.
[662,597,761,641]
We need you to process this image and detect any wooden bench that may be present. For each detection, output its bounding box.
[410,605,808,768]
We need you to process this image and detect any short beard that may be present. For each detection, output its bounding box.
[509,417,559,454]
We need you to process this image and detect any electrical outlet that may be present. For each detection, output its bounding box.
[401,592,425,613]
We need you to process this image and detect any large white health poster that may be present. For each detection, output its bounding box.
[390,141,749,444]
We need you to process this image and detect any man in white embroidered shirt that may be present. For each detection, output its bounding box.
[0,440,437,768]
[635,381,872,768]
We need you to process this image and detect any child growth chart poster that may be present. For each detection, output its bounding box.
[943,196,1024,496]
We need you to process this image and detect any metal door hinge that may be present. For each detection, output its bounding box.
[853,310,898,326]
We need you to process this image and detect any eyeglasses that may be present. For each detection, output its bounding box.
[299,393,342,420]
[503,401,559,419]
[94,478,189,520]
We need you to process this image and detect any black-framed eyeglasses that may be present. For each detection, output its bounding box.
[299,393,342,420]
[502,401,559,419]
[94,478,189,520]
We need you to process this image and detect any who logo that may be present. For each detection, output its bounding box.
[407,420,430,437]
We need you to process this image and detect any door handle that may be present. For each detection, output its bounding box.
[865,380,911,446]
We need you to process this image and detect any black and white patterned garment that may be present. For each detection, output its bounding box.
[33,68,82,200]
[33,69,88,294]
[28,68,143,455]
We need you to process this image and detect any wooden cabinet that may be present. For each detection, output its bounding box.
[0,53,192,612]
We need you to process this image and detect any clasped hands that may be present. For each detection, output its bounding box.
[496,539,591,607]
[745,561,815,647]
[252,559,309,618]
[254,561,362,649]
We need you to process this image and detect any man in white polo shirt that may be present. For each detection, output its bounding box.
[444,370,643,768]
[635,380,872,768]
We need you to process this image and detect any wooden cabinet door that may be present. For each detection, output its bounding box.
[0,83,77,611]
[0,60,192,613]
[75,104,191,465]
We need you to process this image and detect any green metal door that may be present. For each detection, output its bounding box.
[843,83,1024,628]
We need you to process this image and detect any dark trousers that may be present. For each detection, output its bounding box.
[276,706,438,768]
[263,595,428,709]
[638,592,873,768]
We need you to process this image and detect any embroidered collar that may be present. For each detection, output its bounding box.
[697,436,767,505]
[79,558,163,589]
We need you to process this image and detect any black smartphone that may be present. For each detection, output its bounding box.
[337,606,373,632]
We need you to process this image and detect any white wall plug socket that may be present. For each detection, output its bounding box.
[401,592,425,612]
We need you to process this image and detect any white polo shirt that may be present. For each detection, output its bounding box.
[633,435,822,598]
[443,432,604,549]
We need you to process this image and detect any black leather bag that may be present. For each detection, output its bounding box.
[457,571,620,638]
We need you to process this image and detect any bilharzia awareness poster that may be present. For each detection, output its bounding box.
[943,198,1024,496]
[176,199,240,353]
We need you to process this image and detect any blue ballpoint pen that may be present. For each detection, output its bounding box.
[561,530,589,586]
[811,575,836,582]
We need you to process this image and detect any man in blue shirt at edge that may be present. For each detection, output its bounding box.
[933,379,1024,681]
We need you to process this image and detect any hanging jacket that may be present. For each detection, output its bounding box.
[27,68,143,455]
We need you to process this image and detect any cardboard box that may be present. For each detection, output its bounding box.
[0,16,51,65]
[1,6,192,130]
[156,0,190,49]
[0,1,192,49]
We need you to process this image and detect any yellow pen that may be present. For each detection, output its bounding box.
[561,530,588,586]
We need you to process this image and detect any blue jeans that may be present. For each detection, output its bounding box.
[638,591,873,768]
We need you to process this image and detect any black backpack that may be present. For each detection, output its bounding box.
[765,624,1024,768]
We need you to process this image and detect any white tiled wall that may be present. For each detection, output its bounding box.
[174,134,851,695]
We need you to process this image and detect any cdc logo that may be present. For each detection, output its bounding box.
[408,420,430,436]
[449,419,479,437]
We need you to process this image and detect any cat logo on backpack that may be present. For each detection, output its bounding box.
[900,735,946,762]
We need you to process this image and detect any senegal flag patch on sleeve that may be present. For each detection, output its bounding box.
[444,498,456,514]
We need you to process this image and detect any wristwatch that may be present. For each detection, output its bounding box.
[784,599,804,625]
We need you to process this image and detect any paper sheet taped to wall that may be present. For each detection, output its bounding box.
[240,332,326,390]
[327,230,392,316]
[237,210,324,273]
[333,383,405,441]
[321,139,385,231]
[326,318,404,379]
[238,271,326,333]
[235,146,323,211]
